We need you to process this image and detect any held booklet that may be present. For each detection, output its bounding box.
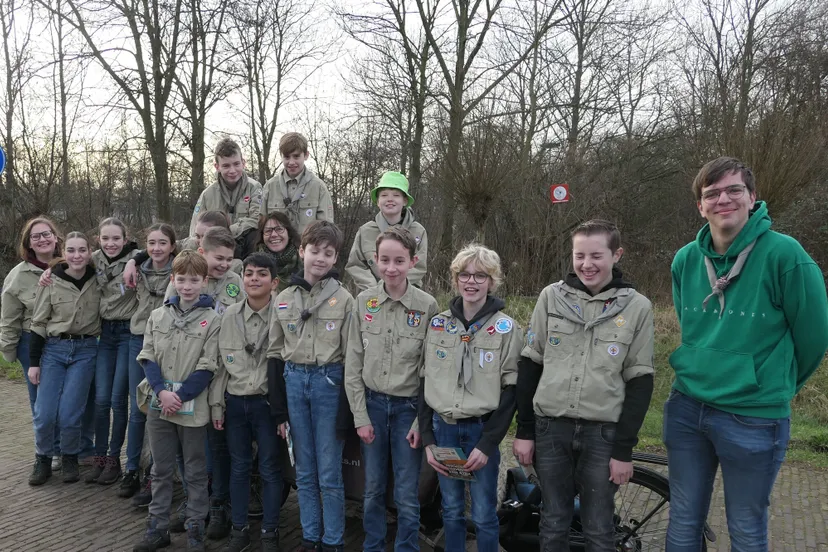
[149,380,194,416]
[430,446,477,482]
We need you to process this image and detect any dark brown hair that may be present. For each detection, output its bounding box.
[214,137,243,163]
[255,211,300,250]
[145,223,178,256]
[99,217,128,238]
[196,210,231,229]
[571,219,621,252]
[376,227,417,259]
[18,216,63,262]
[691,157,756,201]
[301,220,343,250]
[200,226,236,253]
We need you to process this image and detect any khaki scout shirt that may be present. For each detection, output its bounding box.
[261,168,334,238]
[344,211,428,293]
[267,279,354,366]
[130,260,173,335]
[30,270,103,339]
[344,282,439,428]
[522,282,654,423]
[136,303,221,427]
[210,300,272,421]
[92,249,139,321]
[164,271,246,315]
[423,309,522,422]
[1,262,45,362]
[189,175,263,239]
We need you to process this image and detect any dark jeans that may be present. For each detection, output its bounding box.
[225,394,283,530]
[208,420,230,501]
[126,333,146,471]
[664,390,789,552]
[94,319,131,457]
[361,390,422,552]
[534,416,618,552]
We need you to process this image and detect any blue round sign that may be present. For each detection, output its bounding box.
[0,145,5,174]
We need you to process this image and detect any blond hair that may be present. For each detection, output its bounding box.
[450,244,503,292]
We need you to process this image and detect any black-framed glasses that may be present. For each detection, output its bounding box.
[30,230,54,241]
[458,272,489,284]
[263,226,287,236]
[701,184,747,204]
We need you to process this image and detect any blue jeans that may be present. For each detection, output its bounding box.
[361,390,422,552]
[225,394,283,530]
[285,362,345,547]
[21,331,62,455]
[664,390,790,552]
[208,423,230,501]
[534,417,618,551]
[94,319,131,457]
[432,414,500,552]
[33,337,98,456]
[126,333,146,471]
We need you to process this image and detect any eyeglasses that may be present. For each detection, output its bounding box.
[30,230,54,241]
[458,272,490,284]
[263,226,287,236]
[701,184,747,204]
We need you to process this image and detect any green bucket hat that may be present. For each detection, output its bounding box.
[371,171,415,208]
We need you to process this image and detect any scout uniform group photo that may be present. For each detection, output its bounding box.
[2,132,826,552]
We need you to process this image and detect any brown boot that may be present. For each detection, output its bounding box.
[84,455,105,483]
[97,456,122,485]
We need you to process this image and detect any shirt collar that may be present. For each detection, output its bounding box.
[243,299,271,321]
[377,280,415,310]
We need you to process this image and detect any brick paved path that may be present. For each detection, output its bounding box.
[1,376,826,551]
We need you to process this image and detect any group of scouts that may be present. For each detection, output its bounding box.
[2,136,825,552]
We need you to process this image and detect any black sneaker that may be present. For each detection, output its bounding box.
[119,470,141,498]
[290,541,320,552]
[170,501,187,534]
[260,529,281,552]
[133,516,171,552]
[28,455,52,486]
[133,477,153,508]
[224,526,251,552]
[62,455,80,483]
[205,498,231,540]
[248,475,263,520]
[186,518,206,552]
[98,455,122,485]
[85,456,106,484]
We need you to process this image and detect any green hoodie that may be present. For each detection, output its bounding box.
[670,201,828,418]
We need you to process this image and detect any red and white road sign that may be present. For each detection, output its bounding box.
[550,184,570,203]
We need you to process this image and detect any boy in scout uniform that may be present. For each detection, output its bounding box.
[344,171,428,293]
[133,250,221,552]
[513,219,654,551]
[418,244,522,552]
[209,253,286,552]
[190,138,262,240]
[344,227,438,552]
[261,132,334,237]
[267,220,354,552]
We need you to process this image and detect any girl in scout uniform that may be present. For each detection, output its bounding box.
[27,232,103,486]
[120,222,178,500]
[254,211,301,294]
[418,244,523,552]
[513,219,654,551]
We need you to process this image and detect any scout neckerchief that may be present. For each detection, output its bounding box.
[96,243,137,287]
[217,173,248,217]
[550,281,636,330]
[448,295,504,389]
[702,240,756,319]
[207,271,233,312]
[139,257,173,298]
[279,169,311,220]
[374,209,408,233]
[234,303,270,359]
[292,276,341,334]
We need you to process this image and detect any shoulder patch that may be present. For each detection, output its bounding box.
[200,319,208,328]
[430,317,445,330]
[494,318,513,334]
[226,283,241,297]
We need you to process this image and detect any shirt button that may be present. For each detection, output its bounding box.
[570,404,575,408]
[387,329,392,333]
[454,403,459,407]
[383,371,387,375]
[457,383,462,388]
[581,352,584,356]
[574,377,579,381]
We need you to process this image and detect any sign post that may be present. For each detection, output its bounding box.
[550,183,570,204]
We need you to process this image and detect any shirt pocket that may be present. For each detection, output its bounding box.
[51,293,77,323]
[473,345,501,373]
[544,317,578,361]
[397,327,425,362]
[317,304,346,344]
[593,325,635,370]
[425,331,457,378]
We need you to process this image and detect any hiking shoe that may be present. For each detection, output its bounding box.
[205,498,231,539]
[28,455,52,486]
[119,470,141,498]
[186,518,206,552]
[260,529,281,552]
[133,477,153,508]
[98,455,122,485]
[62,455,80,483]
[248,475,263,519]
[290,541,320,552]
[85,455,106,483]
[51,456,62,472]
[133,516,171,552]
[170,501,187,534]
[224,526,251,552]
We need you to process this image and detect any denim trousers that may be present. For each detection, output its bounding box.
[33,337,98,456]
[126,333,146,471]
[94,319,131,457]
[225,394,283,530]
[432,414,500,552]
[284,362,345,547]
[207,422,230,501]
[664,390,789,552]
[534,416,618,552]
[361,390,422,552]
[20,331,62,454]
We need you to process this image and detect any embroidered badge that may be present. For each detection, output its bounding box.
[287,323,297,333]
[431,318,445,330]
[486,325,496,335]
[484,351,494,363]
[326,321,336,331]
[407,310,422,327]
[614,315,626,328]
[362,338,369,349]
[572,304,582,316]
[226,283,241,297]
[461,335,471,343]
[278,303,288,310]
[244,195,251,203]
[527,330,535,347]
[608,344,620,356]
[366,298,381,313]
[415,236,421,243]
[445,320,458,334]
[549,335,561,346]
[436,349,447,360]
[200,320,208,328]
[194,204,201,214]
[328,297,338,307]
[602,299,615,313]
[305,208,313,217]
[226,354,235,364]
[364,313,373,322]
[216,304,226,315]
[495,318,513,334]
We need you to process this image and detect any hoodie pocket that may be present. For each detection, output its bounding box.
[669,344,759,405]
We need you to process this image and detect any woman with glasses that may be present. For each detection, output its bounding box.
[417,244,523,552]
[254,211,301,294]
